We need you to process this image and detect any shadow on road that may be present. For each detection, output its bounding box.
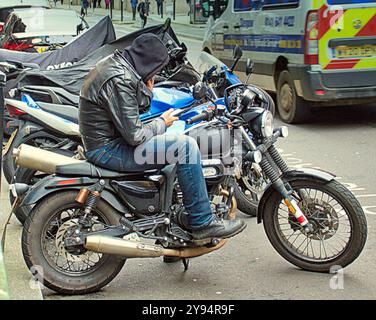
[309,103,376,127]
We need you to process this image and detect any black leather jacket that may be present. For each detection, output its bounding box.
[79,50,166,152]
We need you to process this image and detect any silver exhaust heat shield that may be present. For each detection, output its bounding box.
[13,144,83,174]
[85,235,227,259]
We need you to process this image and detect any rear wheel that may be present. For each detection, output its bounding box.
[276,70,310,124]
[22,191,126,295]
[263,179,367,272]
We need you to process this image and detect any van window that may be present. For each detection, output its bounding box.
[327,0,375,4]
[263,0,300,6]
[233,0,262,12]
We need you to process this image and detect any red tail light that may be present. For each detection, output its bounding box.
[57,179,79,186]
[5,104,27,117]
[3,41,33,51]
[0,23,4,33]
[304,10,319,65]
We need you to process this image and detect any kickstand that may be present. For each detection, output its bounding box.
[181,258,190,271]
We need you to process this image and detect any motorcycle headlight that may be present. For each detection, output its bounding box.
[261,111,274,138]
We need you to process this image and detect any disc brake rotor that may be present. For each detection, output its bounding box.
[241,164,266,198]
[294,198,339,240]
[55,219,93,262]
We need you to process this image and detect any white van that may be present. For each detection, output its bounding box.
[202,0,376,123]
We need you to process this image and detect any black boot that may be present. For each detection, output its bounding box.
[192,216,246,241]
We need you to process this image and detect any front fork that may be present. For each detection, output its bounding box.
[240,127,313,232]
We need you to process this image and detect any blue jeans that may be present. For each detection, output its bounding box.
[86,135,213,229]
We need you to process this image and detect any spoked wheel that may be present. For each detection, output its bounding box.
[22,191,125,295]
[263,179,367,272]
[233,164,267,217]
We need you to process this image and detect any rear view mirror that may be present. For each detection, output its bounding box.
[233,45,243,59]
[193,82,208,100]
[246,58,254,76]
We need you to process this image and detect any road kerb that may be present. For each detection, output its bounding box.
[0,247,10,300]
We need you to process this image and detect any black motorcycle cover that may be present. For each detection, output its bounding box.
[5,21,196,96]
[0,16,116,70]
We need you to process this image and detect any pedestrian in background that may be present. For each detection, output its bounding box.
[186,0,191,16]
[98,0,102,7]
[155,0,162,15]
[81,0,89,16]
[105,0,111,10]
[131,0,138,21]
[145,0,150,15]
[137,0,148,28]
[93,0,97,11]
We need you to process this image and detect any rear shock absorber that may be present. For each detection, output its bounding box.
[268,145,289,173]
[76,180,105,223]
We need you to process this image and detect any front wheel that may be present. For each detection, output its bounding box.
[263,179,367,272]
[22,191,126,295]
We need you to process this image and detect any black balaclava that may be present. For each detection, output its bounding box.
[122,33,170,83]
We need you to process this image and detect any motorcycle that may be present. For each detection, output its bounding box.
[14,81,367,295]
[6,46,273,219]
[6,88,214,224]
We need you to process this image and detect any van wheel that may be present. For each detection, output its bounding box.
[277,70,310,124]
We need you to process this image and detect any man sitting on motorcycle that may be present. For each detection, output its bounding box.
[79,33,246,240]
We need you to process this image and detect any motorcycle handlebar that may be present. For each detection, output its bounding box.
[186,110,213,125]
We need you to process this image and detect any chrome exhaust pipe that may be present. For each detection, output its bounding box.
[13,144,83,174]
[85,235,227,259]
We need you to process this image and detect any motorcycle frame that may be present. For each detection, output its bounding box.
[18,165,179,218]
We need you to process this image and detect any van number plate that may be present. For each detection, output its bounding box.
[335,45,376,59]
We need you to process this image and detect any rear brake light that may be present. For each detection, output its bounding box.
[315,90,326,96]
[5,104,27,117]
[3,41,33,51]
[305,10,319,65]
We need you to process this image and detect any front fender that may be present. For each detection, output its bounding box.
[19,175,129,216]
[257,168,336,224]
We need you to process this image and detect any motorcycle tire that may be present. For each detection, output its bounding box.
[22,191,126,295]
[263,179,367,272]
[233,179,258,217]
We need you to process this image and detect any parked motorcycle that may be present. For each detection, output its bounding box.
[6,88,214,223]
[6,47,273,219]
[15,80,367,295]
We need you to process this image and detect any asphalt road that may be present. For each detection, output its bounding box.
[41,19,376,300]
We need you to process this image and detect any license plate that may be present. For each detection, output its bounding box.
[3,129,18,156]
[335,45,376,59]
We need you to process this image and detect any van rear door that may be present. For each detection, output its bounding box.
[317,0,376,72]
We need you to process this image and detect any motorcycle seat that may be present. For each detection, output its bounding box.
[37,102,79,124]
[22,85,79,105]
[55,162,158,178]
